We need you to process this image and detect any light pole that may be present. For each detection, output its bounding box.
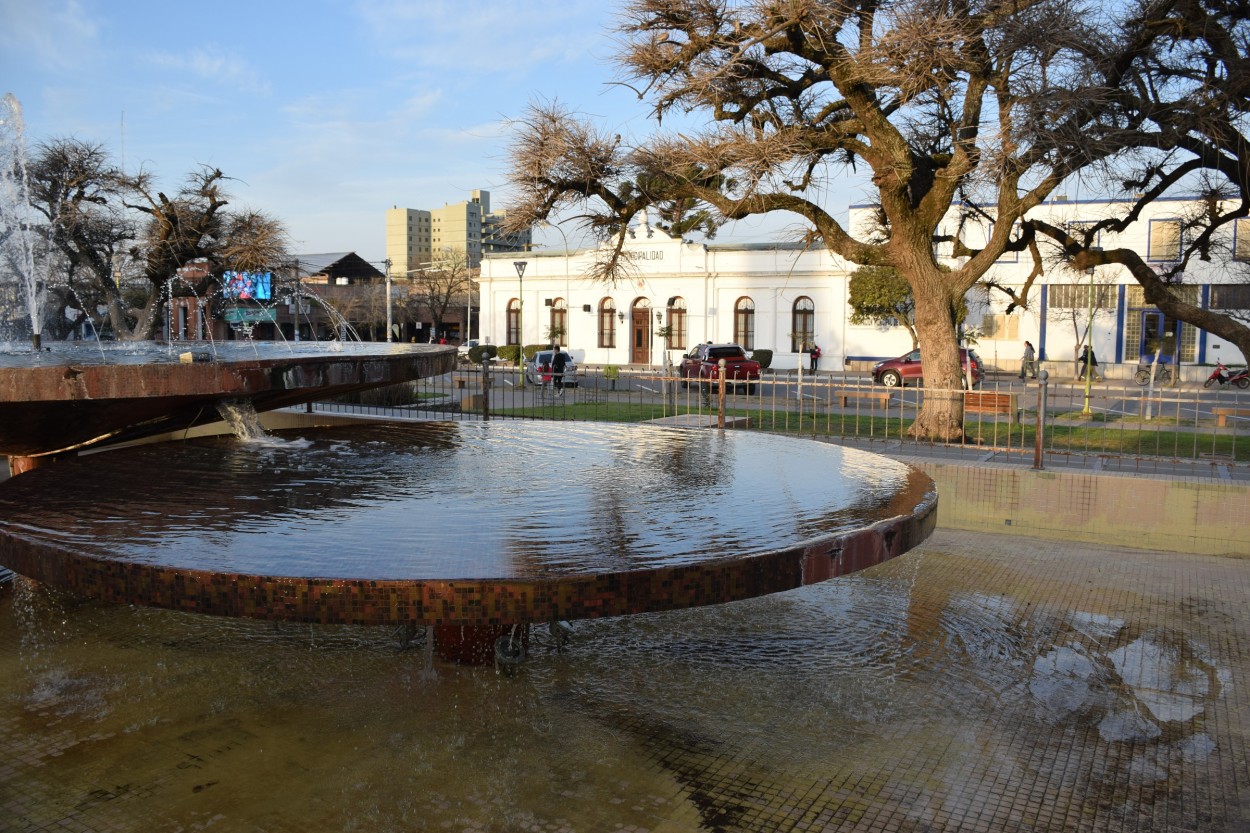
[514,260,527,388]
[1080,251,1101,417]
[384,258,394,342]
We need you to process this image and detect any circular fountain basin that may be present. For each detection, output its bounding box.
[0,340,456,458]
[0,422,935,627]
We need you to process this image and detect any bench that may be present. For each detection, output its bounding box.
[1213,407,1250,428]
[964,391,1020,424]
[835,391,893,408]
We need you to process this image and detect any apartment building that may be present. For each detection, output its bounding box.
[385,190,531,277]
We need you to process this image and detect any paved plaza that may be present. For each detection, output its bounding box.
[1,524,1247,831]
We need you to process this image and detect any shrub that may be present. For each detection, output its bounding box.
[496,345,521,365]
[751,349,773,369]
[467,344,498,364]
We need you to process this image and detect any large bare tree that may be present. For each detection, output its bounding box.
[504,0,1246,439]
[406,247,477,340]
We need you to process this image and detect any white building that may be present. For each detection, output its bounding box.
[478,201,1249,374]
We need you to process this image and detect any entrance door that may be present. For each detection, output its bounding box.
[1139,310,1178,364]
[630,309,651,365]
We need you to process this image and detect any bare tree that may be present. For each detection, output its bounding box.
[505,0,1124,440]
[407,247,477,340]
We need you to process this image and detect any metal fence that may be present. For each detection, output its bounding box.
[310,362,1250,478]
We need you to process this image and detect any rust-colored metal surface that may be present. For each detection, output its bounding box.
[0,342,455,457]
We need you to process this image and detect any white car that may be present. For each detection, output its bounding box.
[524,350,578,387]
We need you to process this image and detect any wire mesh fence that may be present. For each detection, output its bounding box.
[310,361,1250,477]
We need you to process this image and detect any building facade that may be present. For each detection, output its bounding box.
[386,190,532,277]
[478,200,1249,375]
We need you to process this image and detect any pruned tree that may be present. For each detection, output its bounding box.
[504,0,1128,440]
[407,247,477,339]
[849,265,920,349]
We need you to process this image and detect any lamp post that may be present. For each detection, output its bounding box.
[384,258,394,342]
[514,260,527,388]
[1080,250,1101,417]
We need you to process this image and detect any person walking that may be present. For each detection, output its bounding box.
[1019,341,1036,380]
[551,347,568,397]
[809,342,821,373]
[1079,344,1101,381]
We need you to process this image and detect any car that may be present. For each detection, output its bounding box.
[524,349,579,387]
[678,343,762,394]
[871,348,984,388]
[457,339,480,358]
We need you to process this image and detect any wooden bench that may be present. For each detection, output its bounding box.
[964,391,1020,424]
[1213,407,1250,428]
[835,391,893,408]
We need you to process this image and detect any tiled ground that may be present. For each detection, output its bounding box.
[1,527,1247,832]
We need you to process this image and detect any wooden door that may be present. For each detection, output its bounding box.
[630,309,651,365]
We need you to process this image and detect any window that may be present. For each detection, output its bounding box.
[1048,283,1115,310]
[1209,284,1250,310]
[598,298,617,349]
[980,313,1019,340]
[790,296,815,352]
[550,298,567,344]
[506,299,520,346]
[734,297,755,350]
[1234,218,1250,262]
[666,297,687,351]
[1148,219,1182,261]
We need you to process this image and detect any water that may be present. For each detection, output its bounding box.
[0,422,919,580]
[2,529,1243,831]
[0,93,44,347]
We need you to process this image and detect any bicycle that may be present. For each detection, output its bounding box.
[1134,365,1173,386]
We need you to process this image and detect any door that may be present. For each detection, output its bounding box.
[1139,310,1178,364]
[630,309,651,365]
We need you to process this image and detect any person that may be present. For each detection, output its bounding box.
[1078,344,1101,381]
[1019,341,1036,380]
[551,347,568,396]
[809,342,821,373]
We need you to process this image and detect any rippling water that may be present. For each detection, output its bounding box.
[0,422,917,579]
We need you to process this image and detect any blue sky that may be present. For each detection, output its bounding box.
[2,0,862,264]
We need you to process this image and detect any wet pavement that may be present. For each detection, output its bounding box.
[2,526,1247,832]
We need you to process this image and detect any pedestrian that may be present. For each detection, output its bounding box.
[1019,341,1036,380]
[809,342,821,373]
[1079,344,1101,381]
[551,347,568,397]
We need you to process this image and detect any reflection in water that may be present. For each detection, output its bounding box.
[0,422,916,579]
[1,530,1243,832]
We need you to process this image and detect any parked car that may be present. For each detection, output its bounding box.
[457,339,480,358]
[678,343,762,394]
[524,350,579,387]
[871,348,984,388]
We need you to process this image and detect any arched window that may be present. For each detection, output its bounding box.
[791,296,815,353]
[550,297,567,345]
[666,297,688,351]
[506,298,520,346]
[734,297,755,350]
[598,298,617,349]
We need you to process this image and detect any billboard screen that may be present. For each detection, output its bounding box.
[222,271,272,301]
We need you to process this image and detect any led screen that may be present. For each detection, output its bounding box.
[223,271,272,301]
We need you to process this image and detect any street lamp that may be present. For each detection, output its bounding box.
[384,258,394,342]
[514,260,527,388]
[1080,248,1102,416]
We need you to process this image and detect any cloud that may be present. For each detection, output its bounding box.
[0,0,100,72]
[147,45,271,96]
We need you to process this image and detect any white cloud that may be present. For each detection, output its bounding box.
[0,0,100,72]
[147,45,271,96]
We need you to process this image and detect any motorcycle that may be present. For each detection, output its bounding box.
[1204,361,1250,389]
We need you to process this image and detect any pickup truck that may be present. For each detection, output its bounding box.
[679,343,762,394]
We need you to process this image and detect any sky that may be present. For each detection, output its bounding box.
[1,0,866,265]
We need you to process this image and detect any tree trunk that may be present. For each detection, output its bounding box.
[906,285,965,442]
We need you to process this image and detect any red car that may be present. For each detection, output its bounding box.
[679,343,762,394]
[871,348,984,388]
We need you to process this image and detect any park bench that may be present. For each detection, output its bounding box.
[834,390,893,408]
[1213,407,1250,428]
[964,391,1020,425]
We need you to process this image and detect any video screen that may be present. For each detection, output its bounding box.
[223,271,272,301]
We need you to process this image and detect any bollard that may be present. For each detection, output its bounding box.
[717,359,727,429]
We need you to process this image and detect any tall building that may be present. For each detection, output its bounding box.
[386,190,531,277]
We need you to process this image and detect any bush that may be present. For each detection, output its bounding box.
[751,349,773,369]
[467,344,498,364]
[496,345,521,365]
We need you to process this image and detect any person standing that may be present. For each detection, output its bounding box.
[809,342,821,373]
[551,347,568,397]
[1019,341,1036,380]
[1079,344,1101,381]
